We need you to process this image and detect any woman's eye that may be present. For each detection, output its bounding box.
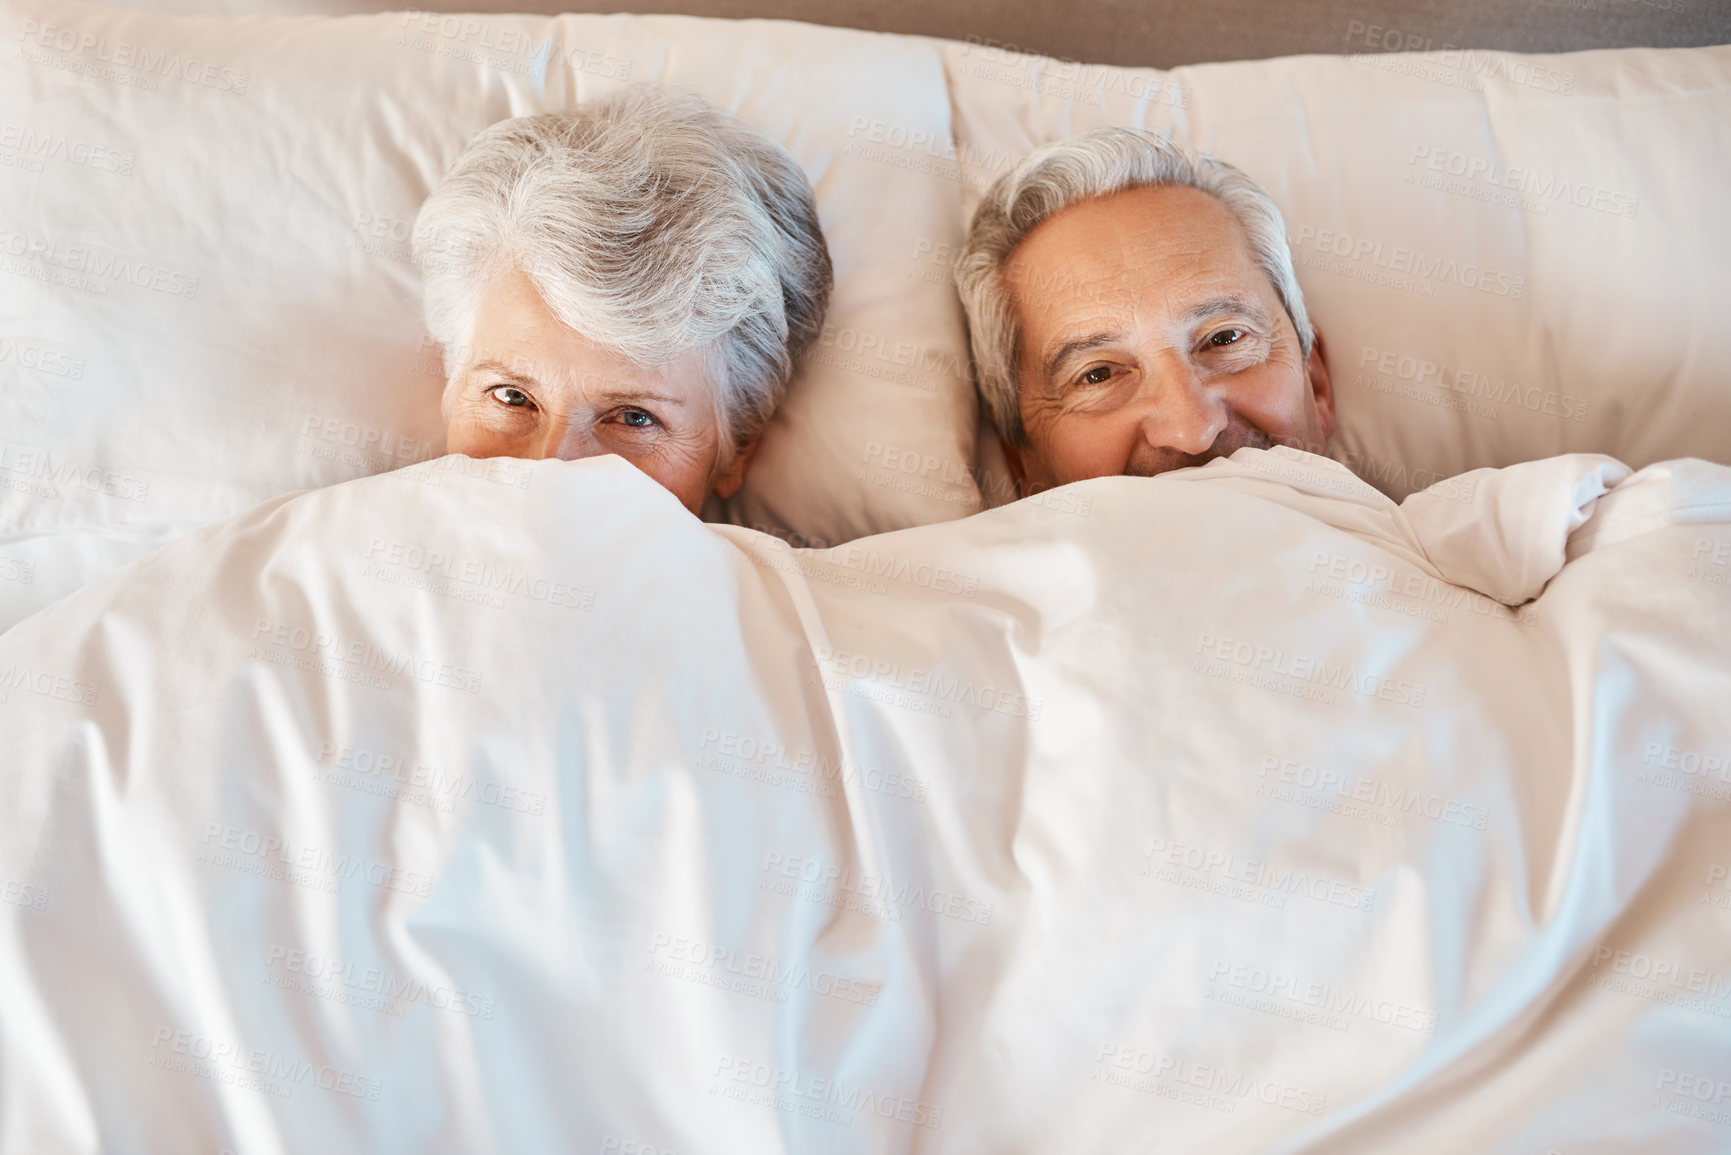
[1079,365,1114,387]
[1208,328,1246,348]
[489,385,532,408]
[618,408,657,429]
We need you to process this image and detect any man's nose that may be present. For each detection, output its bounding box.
[1132,354,1226,456]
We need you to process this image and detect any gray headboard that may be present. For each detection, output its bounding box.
[115,0,1729,66]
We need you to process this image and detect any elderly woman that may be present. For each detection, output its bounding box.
[412,87,833,513]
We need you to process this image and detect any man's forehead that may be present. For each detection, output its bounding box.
[1007,185,1276,348]
[1025,182,1244,250]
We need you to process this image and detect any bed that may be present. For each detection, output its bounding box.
[2,0,1729,1150]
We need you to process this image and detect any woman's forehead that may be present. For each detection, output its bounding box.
[463,269,708,402]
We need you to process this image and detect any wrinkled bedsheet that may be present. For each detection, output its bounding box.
[1,446,1728,1154]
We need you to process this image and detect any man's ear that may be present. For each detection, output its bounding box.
[1306,324,1336,445]
[711,436,759,500]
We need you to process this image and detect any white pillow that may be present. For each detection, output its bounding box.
[0,0,982,564]
[936,39,1731,500]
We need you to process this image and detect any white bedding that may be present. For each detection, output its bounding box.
[3,447,1728,1152]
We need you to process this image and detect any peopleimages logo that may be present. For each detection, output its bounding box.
[1692,537,1731,586]
[0,336,86,379]
[1142,836,1378,912]
[363,536,596,611]
[148,1027,380,1101]
[1194,631,1428,709]
[250,617,482,694]
[810,322,969,388]
[0,228,200,299]
[1357,345,1590,422]
[1288,225,1526,299]
[200,822,433,897]
[394,11,632,80]
[1093,1043,1328,1115]
[842,116,1014,188]
[0,440,150,504]
[957,35,1190,108]
[316,741,548,815]
[759,850,995,926]
[1304,549,1539,627]
[0,123,133,176]
[300,416,433,466]
[1257,755,1489,831]
[0,878,48,910]
[18,20,250,92]
[1207,960,1440,1034]
[264,944,496,1019]
[1408,145,1639,219]
[803,536,981,598]
[1588,945,1731,1008]
[814,645,1042,719]
[1638,739,1731,803]
[0,662,99,706]
[710,1055,943,1130]
[646,932,882,1007]
[1343,21,1576,95]
[697,728,928,803]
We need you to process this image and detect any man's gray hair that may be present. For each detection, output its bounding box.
[413,86,833,459]
[954,128,1312,447]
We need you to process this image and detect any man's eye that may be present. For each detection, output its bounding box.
[618,408,657,428]
[1208,328,1246,348]
[1078,365,1113,386]
[489,385,532,408]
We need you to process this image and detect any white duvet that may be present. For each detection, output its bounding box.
[2,447,1729,1153]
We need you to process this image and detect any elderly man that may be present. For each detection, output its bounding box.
[954,128,1335,497]
[412,86,832,514]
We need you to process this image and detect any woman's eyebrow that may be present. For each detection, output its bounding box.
[471,359,542,387]
[590,390,686,407]
[472,361,684,407]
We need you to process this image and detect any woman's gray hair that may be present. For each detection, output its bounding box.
[413,86,833,460]
[954,128,1313,447]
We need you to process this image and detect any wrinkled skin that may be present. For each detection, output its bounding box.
[1002,184,1335,494]
[443,266,753,513]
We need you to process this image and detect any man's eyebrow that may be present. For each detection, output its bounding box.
[1042,330,1125,381]
[1039,295,1276,381]
[1181,293,1274,329]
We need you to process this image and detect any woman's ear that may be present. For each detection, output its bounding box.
[1000,436,1029,500]
[710,436,759,500]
